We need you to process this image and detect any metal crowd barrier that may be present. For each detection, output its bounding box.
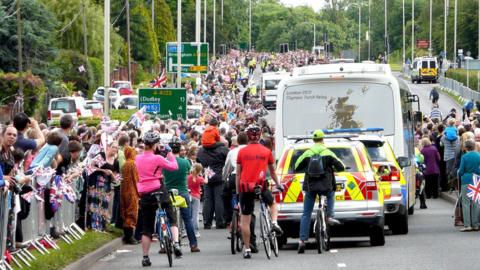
[0,190,12,270]
[439,76,480,102]
[0,175,86,269]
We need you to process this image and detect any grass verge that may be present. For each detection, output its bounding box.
[13,227,122,270]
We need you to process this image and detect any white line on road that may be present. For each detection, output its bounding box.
[330,249,338,253]
[337,263,347,268]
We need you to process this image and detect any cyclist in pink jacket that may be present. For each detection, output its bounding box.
[136,131,180,267]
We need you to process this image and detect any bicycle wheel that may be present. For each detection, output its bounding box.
[164,235,173,267]
[231,211,238,254]
[268,211,279,257]
[315,210,324,254]
[260,210,271,259]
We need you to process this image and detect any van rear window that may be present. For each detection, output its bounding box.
[51,100,76,113]
[422,61,428,68]
[430,61,436,68]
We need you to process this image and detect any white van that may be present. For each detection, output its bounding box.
[261,72,290,109]
[47,97,91,126]
[275,63,417,213]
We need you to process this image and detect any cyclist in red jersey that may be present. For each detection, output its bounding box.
[236,125,284,259]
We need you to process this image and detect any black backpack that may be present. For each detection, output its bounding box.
[305,151,333,193]
[307,154,325,177]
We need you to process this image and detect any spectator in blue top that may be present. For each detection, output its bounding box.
[458,139,480,232]
[29,131,63,171]
[13,112,45,152]
[463,99,474,121]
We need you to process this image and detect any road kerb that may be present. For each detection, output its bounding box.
[439,192,458,205]
[64,237,123,270]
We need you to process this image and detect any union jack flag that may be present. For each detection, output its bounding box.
[204,166,216,181]
[150,68,167,88]
[467,174,480,204]
[128,106,147,128]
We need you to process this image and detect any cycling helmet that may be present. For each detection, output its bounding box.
[313,130,325,139]
[143,131,160,146]
[168,137,182,154]
[245,125,261,141]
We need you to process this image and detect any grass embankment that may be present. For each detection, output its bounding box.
[445,68,480,91]
[13,227,122,270]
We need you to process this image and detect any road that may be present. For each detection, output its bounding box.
[89,199,471,270]
[88,74,468,270]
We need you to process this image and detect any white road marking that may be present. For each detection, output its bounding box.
[337,263,347,268]
[330,249,338,253]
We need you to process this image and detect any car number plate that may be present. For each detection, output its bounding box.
[336,183,344,192]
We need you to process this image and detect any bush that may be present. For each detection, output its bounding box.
[0,72,47,118]
[445,69,480,92]
[88,57,104,98]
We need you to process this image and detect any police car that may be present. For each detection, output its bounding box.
[274,134,385,247]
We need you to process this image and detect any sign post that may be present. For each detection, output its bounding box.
[166,42,209,74]
[138,88,187,120]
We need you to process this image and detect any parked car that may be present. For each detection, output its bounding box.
[275,139,385,247]
[187,105,202,122]
[112,81,133,95]
[47,97,91,126]
[93,87,119,102]
[113,95,138,109]
[85,100,104,118]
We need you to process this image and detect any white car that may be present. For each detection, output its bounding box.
[93,87,120,102]
[85,100,104,118]
[113,95,138,109]
[47,97,91,126]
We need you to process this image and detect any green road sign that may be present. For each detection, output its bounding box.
[166,42,209,74]
[138,88,186,120]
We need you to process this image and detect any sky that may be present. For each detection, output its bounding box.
[279,0,327,12]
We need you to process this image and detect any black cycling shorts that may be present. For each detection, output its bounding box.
[239,189,274,216]
[139,185,177,239]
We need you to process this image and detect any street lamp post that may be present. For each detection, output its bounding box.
[454,0,457,64]
[444,0,448,62]
[104,0,110,115]
[368,0,371,60]
[313,23,316,48]
[428,0,432,57]
[411,0,415,62]
[358,2,361,62]
[249,0,252,51]
[203,0,206,43]
[402,0,405,64]
[384,0,388,63]
[177,0,182,88]
[213,0,216,57]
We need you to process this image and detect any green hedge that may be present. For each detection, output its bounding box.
[445,69,480,92]
[110,109,136,122]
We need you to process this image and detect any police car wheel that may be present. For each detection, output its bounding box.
[369,225,385,247]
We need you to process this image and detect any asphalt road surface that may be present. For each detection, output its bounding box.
[89,198,470,270]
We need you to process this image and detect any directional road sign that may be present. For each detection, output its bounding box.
[166,42,209,74]
[138,88,186,120]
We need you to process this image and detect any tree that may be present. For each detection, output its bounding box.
[154,0,176,59]
[0,0,58,77]
[130,3,160,68]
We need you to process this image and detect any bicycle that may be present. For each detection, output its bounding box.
[254,185,280,259]
[313,195,330,254]
[230,195,242,255]
[152,189,178,268]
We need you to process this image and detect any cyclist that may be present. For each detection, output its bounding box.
[135,131,182,267]
[162,137,200,252]
[236,125,284,259]
[294,130,345,254]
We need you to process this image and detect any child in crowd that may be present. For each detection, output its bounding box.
[201,119,220,147]
[28,131,63,171]
[187,163,207,237]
